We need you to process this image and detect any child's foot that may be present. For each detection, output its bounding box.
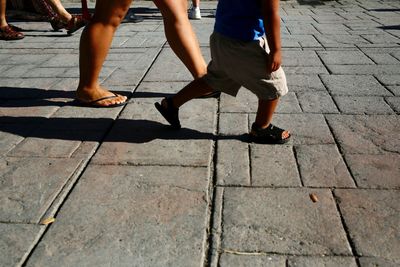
[155,97,181,129]
[249,123,291,144]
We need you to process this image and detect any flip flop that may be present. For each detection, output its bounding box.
[74,93,127,108]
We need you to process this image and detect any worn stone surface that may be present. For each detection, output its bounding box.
[255,114,334,145]
[26,165,209,266]
[385,97,400,112]
[358,257,400,267]
[326,115,400,154]
[345,153,400,189]
[0,157,82,223]
[328,65,400,75]
[286,74,326,92]
[92,98,216,166]
[335,190,400,260]
[297,91,339,113]
[219,254,285,267]
[334,96,395,115]
[320,75,391,96]
[296,145,355,188]
[251,144,301,187]
[218,113,248,136]
[0,224,43,267]
[317,50,374,65]
[222,188,352,255]
[217,140,250,186]
[288,256,357,267]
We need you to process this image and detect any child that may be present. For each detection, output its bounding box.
[155,0,291,144]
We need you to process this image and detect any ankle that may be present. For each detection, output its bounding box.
[163,97,178,110]
[253,122,270,130]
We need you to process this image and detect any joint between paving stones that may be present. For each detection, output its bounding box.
[204,96,222,267]
[323,115,360,187]
[331,189,362,267]
[292,146,305,187]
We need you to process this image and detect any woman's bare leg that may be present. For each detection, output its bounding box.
[76,0,131,106]
[153,0,206,79]
[0,0,7,27]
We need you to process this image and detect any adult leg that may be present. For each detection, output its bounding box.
[0,0,6,27]
[76,0,131,106]
[0,0,24,40]
[153,0,206,79]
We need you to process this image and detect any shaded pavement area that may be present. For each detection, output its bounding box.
[0,0,399,266]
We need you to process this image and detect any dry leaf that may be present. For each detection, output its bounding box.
[309,193,318,203]
[40,217,55,225]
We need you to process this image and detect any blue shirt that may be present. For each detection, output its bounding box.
[214,0,265,41]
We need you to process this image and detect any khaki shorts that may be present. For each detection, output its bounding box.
[202,32,288,100]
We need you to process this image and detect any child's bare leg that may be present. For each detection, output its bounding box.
[162,79,214,108]
[76,0,130,106]
[255,98,290,139]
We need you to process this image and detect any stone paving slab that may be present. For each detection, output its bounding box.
[0,223,44,267]
[328,65,400,75]
[386,97,400,112]
[359,257,400,267]
[326,115,400,154]
[26,165,209,266]
[344,153,400,189]
[320,75,392,96]
[288,256,358,267]
[335,189,400,260]
[221,188,352,255]
[220,90,301,114]
[0,157,83,223]
[297,91,339,113]
[296,144,355,188]
[250,144,301,187]
[334,96,395,115]
[0,125,33,154]
[219,254,285,267]
[143,48,211,82]
[216,140,250,186]
[251,114,334,145]
[92,97,216,166]
[317,50,375,65]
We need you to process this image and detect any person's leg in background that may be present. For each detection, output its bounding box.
[0,0,24,40]
[154,0,206,79]
[188,0,201,20]
[45,0,88,34]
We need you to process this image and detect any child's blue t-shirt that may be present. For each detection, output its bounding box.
[214,0,265,41]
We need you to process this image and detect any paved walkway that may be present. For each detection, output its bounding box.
[1,0,399,266]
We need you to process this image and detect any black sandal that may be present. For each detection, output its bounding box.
[154,97,181,129]
[249,123,291,144]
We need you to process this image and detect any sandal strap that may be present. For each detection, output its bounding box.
[0,25,24,40]
[252,123,289,142]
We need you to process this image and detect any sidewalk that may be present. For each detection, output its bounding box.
[0,0,399,266]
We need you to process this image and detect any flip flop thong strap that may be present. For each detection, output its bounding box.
[87,94,119,105]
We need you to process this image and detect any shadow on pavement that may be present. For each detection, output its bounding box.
[0,87,130,107]
[378,25,400,30]
[0,117,248,143]
[296,0,333,6]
